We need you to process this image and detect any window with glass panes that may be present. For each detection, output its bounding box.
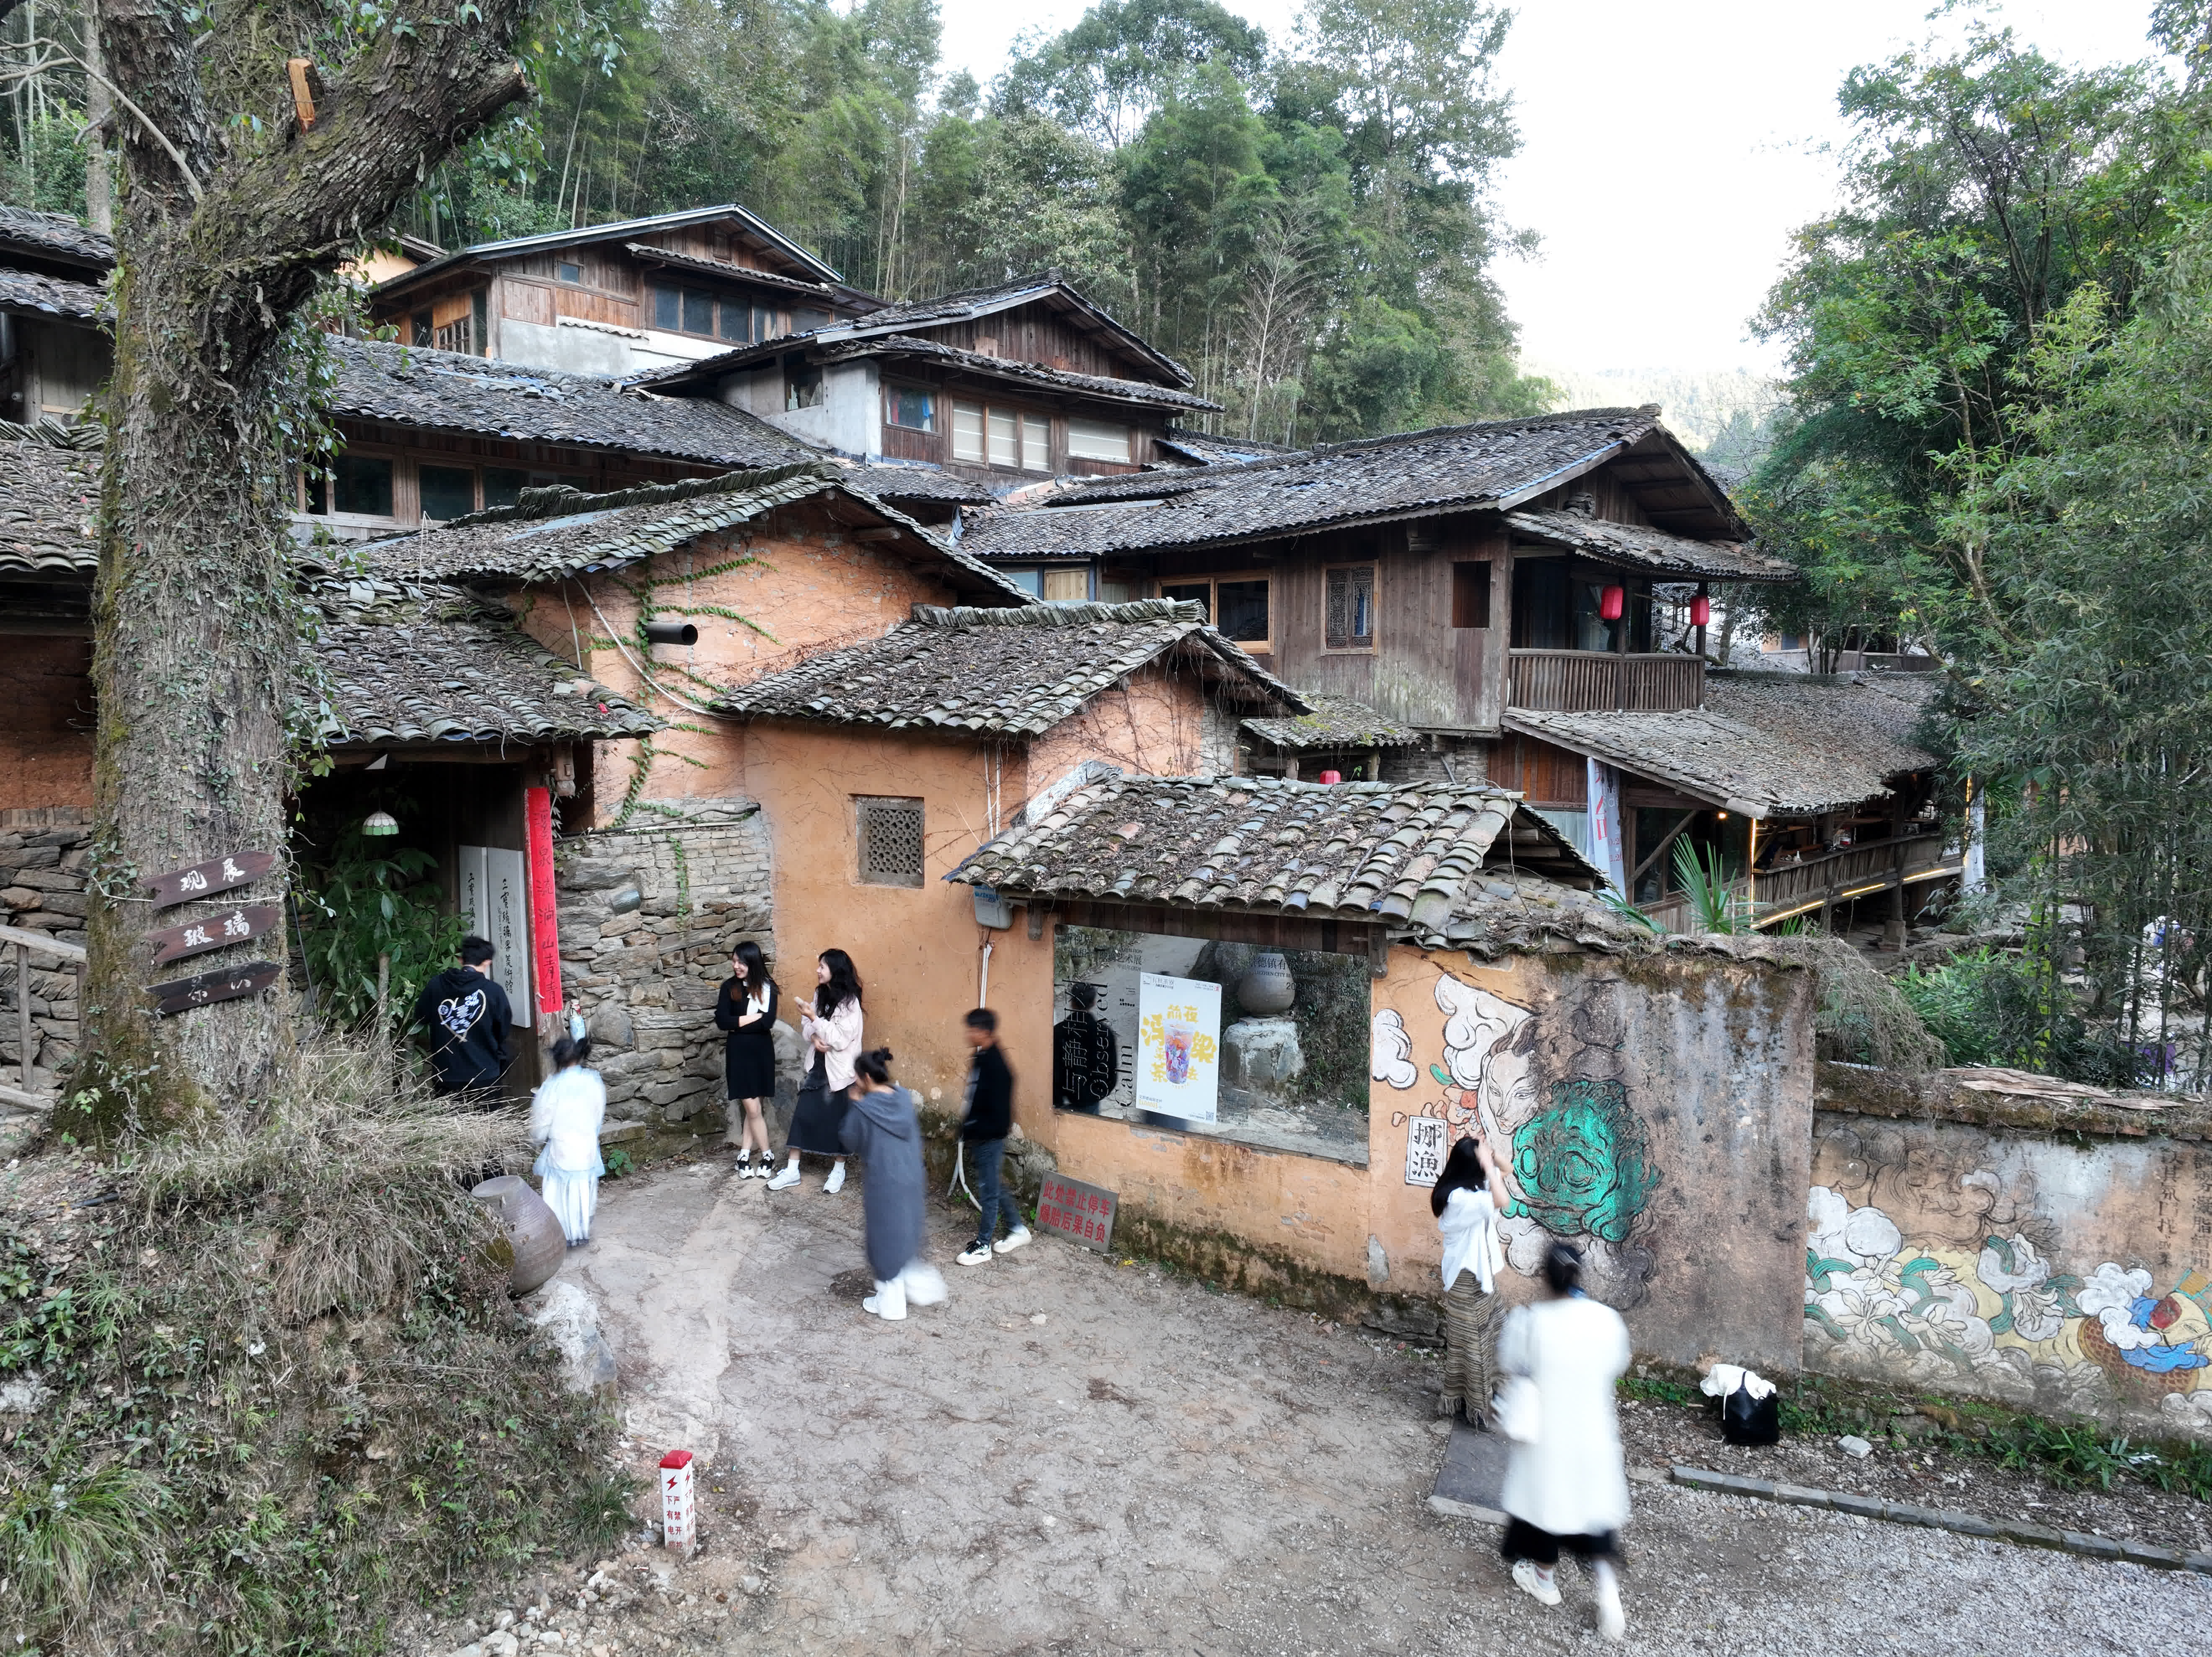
[950,399,1052,471]
[1159,576,1270,648]
[650,284,777,344]
[1324,565,1375,650]
[885,385,935,430]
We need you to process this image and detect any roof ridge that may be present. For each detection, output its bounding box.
[908,598,1204,629]
[429,459,841,532]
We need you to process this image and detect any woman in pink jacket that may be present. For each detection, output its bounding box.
[767,949,863,1193]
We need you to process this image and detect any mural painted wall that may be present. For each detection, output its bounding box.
[1368,946,1816,1373]
[1806,1110,2212,1438]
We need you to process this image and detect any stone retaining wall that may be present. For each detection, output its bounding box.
[0,808,89,1091]
[553,800,800,1138]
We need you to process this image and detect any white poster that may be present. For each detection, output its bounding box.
[1586,757,1627,896]
[458,844,531,1025]
[1137,971,1220,1123]
[1405,1116,1448,1187]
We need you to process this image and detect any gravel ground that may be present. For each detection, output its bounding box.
[399,1157,2212,1657]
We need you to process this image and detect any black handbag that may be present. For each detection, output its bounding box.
[1720,1384,1781,1445]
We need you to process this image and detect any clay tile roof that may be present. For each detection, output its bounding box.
[0,428,101,577]
[713,598,1306,735]
[953,408,1756,564]
[356,461,1026,599]
[842,463,995,505]
[1503,671,1941,818]
[326,336,818,468]
[1241,694,1425,752]
[947,774,1645,954]
[1501,508,1793,581]
[303,580,659,747]
[805,334,1222,412]
[0,266,105,321]
[0,206,112,268]
[1155,427,1297,466]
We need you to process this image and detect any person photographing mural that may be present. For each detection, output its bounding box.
[768,948,863,1193]
[415,935,514,1103]
[1433,1133,1504,1423]
[1495,1240,1631,1642]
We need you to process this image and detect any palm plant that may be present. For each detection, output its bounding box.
[1673,838,1751,934]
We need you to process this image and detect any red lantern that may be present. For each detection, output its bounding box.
[1690,594,1711,628]
[1318,769,1343,785]
[1599,584,1625,622]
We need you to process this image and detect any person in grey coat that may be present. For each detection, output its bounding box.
[838,1048,948,1321]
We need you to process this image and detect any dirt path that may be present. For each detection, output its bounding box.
[414,1159,2212,1657]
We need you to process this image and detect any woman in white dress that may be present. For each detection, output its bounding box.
[1496,1241,1632,1642]
[531,1027,606,1247]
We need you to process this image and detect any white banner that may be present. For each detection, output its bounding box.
[1586,757,1627,896]
[458,844,532,1025]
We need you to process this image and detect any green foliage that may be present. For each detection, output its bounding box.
[1898,946,2142,1084]
[295,816,467,1038]
[602,1147,635,1179]
[0,1041,633,1654]
[1672,836,1747,934]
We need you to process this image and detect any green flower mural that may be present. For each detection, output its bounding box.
[1504,1079,1662,1244]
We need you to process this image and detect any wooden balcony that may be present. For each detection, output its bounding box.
[1639,832,1963,934]
[1507,649,1704,713]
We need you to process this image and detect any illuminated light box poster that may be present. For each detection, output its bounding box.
[1137,972,1220,1123]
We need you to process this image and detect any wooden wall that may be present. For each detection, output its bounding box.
[925,301,1161,383]
[1486,733,1588,808]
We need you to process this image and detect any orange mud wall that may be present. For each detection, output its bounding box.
[0,635,94,810]
[1021,937,1815,1368]
[1024,657,1234,788]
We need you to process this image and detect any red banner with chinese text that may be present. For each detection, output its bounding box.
[526,786,563,1017]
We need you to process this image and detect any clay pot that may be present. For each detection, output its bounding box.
[1237,951,1296,1015]
[470,1174,566,1296]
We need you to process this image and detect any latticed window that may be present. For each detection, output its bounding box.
[1325,564,1375,649]
[855,796,925,888]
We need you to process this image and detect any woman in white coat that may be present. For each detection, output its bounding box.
[530,1026,607,1247]
[1496,1241,1631,1642]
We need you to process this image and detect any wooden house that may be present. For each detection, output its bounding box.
[0,207,108,426]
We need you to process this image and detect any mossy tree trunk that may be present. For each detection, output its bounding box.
[78,0,530,1122]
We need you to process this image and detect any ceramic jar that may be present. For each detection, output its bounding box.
[1236,951,1296,1015]
[469,1174,566,1296]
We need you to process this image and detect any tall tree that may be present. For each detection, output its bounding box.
[80,0,534,1120]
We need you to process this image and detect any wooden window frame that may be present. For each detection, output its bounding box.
[948,395,1055,474]
[300,444,403,529]
[1451,560,1492,630]
[1156,573,1271,654]
[650,281,780,345]
[416,459,480,524]
[884,382,936,432]
[1323,563,1377,653]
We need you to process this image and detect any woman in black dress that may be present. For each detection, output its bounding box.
[716,940,780,1178]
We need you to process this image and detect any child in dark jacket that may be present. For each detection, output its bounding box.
[956,1009,1030,1266]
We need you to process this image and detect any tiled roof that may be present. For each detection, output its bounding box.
[372,205,842,295]
[814,334,1219,411]
[1155,427,1296,466]
[0,431,101,577]
[628,274,1195,393]
[1502,508,1794,582]
[1503,671,1940,818]
[0,207,111,268]
[954,408,1755,566]
[622,242,840,298]
[713,598,1305,734]
[946,774,1642,955]
[843,463,995,504]
[1242,694,1424,751]
[0,266,103,320]
[326,337,817,467]
[304,580,660,747]
[357,461,1028,600]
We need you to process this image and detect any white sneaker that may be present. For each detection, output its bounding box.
[823,1163,846,1195]
[958,1243,995,1266]
[765,1162,800,1191]
[900,1263,948,1306]
[1595,1577,1625,1642]
[865,1278,906,1320]
[1511,1560,1561,1607]
[993,1226,1032,1254]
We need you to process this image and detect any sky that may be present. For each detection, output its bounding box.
[929,0,2165,380]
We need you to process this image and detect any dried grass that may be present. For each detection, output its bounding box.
[1776,932,1949,1073]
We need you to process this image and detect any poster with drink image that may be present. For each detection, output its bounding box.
[1137,972,1221,1124]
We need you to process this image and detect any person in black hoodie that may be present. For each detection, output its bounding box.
[955,1008,1029,1266]
[415,936,515,1102]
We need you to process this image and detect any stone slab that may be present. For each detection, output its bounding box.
[1426,1417,1509,1525]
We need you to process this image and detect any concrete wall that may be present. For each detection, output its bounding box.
[1806,1066,2212,1439]
[761,360,879,457]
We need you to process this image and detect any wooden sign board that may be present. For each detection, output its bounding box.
[145,903,280,966]
[146,959,281,1017]
[1036,1172,1118,1253]
[144,850,275,910]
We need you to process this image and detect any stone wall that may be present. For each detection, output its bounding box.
[1808,1062,2212,1440]
[0,807,89,1093]
[552,800,798,1141]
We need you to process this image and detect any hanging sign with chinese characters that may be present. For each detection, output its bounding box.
[143,849,276,911]
[144,903,280,966]
[145,958,282,1017]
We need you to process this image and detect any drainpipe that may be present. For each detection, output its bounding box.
[979,937,994,1008]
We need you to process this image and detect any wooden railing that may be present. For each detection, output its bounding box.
[2,922,85,1112]
[1638,833,1961,935]
[1508,649,1704,712]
